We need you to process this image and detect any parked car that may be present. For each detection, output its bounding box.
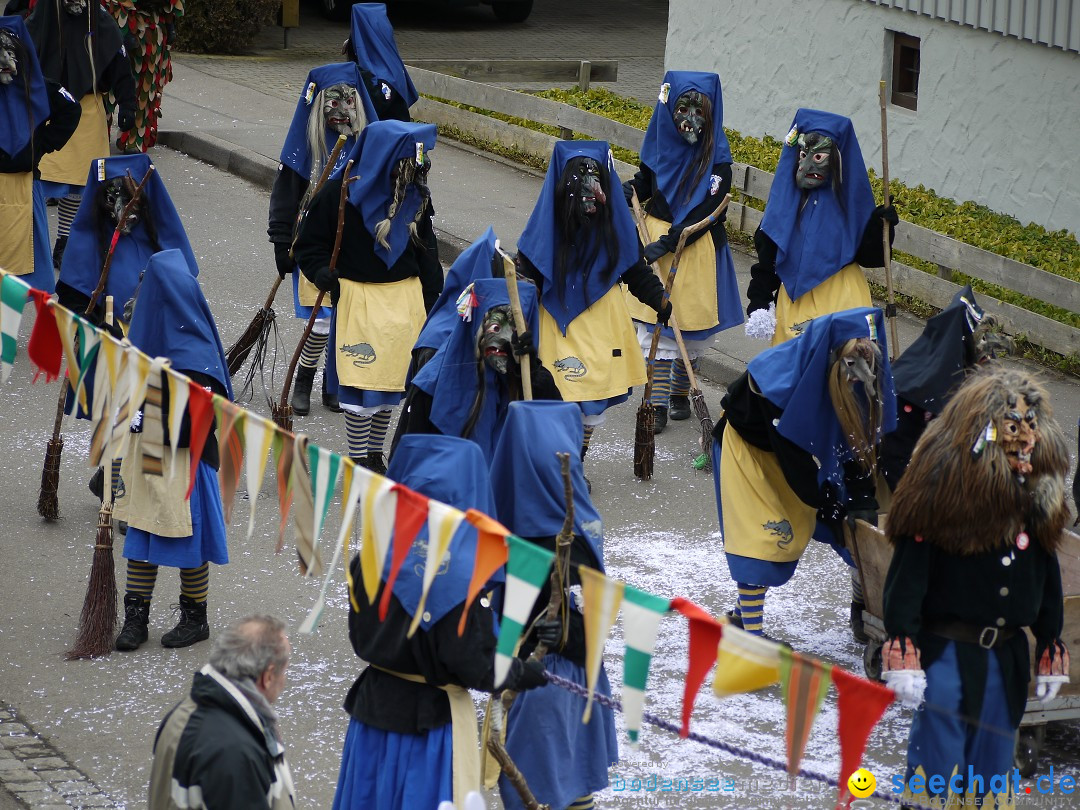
[320,0,533,23]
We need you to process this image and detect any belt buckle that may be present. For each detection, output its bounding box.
[979,627,999,649]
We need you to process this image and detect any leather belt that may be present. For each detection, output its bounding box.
[925,619,1018,650]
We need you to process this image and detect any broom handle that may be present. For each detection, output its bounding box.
[500,252,532,400]
[289,134,349,260]
[879,81,899,360]
[278,160,353,411]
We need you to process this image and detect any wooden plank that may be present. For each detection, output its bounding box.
[404,59,619,83]
[731,162,775,202]
[409,67,645,153]
[850,520,894,621]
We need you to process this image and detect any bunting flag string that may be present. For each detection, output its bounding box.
[494,534,554,689]
[184,382,214,500]
[578,564,624,723]
[72,320,102,416]
[379,484,430,620]
[302,441,342,578]
[670,597,724,738]
[712,623,781,699]
[620,585,671,744]
[215,398,246,524]
[26,291,62,382]
[139,358,169,477]
[243,412,275,540]
[779,647,833,777]
[165,365,189,481]
[406,500,466,638]
[0,273,29,382]
[271,429,296,553]
[290,434,317,575]
[357,469,396,607]
[51,305,81,393]
[458,509,511,637]
[832,666,895,809]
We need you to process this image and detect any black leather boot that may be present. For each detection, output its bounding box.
[89,466,105,500]
[291,365,316,416]
[115,593,150,651]
[653,406,669,434]
[161,595,209,648]
[322,370,342,412]
[52,236,68,272]
[669,394,691,421]
[358,452,387,476]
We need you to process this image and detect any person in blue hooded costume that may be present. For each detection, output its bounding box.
[745,109,898,346]
[268,62,377,417]
[491,400,619,810]
[0,15,80,290]
[516,140,669,462]
[712,307,896,638]
[333,434,547,810]
[392,276,561,462]
[111,248,232,653]
[343,3,417,123]
[623,71,743,432]
[294,120,442,475]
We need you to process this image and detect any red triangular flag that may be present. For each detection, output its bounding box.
[26,290,62,382]
[378,484,429,620]
[832,667,895,809]
[670,597,724,738]
[185,383,215,499]
[458,509,510,636]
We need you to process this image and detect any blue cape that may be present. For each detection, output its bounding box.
[59,154,197,318]
[748,307,896,490]
[412,277,540,461]
[338,119,436,269]
[278,63,376,181]
[350,3,418,108]
[414,226,497,354]
[0,16,50,158]
[759,109,875,301]
[126,249,232,399]
[490,400,604,570]
[517,140,640,335]
[385,434,501,629]
[639,70,732,223]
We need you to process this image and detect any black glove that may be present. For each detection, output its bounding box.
[273,243,294,280]
[510,329,536,358]
[534,617,562,648]
[656,300,672,326]
[504,657,548,692]
[874,204,899,227]
[643,240,669,265]
[117,108,136,132]
[847,509,879,528]
[310,265,339,301]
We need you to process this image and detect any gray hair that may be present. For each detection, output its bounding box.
[208,615,289,681]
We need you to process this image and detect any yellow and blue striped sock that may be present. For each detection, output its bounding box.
[180,563,209,602]
[368,410,391,456]
[567,796,595,809]
[736,584,768,636]
[344,411,371,463]
[299,331,329,370]
[581,423,596,460]
[650,358,673,407]
[671,357,698,396]
[125,559,158,599]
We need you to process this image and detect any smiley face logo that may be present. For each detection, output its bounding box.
[847,768,876,798]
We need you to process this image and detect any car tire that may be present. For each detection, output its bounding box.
[321,0,354,22]
[491,0,532,23]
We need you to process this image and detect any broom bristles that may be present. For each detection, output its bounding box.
[66,507,117,660]
[38,437,64,521]
[272,403,293,434]
[226,309,271,376]
[634,401,655,480]
[691,389,714,468]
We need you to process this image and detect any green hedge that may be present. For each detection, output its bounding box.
[175,0,279,55]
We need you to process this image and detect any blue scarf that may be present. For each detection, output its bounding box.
[126,249,232,399]
[490,400,604,569]
[517,140,640,335]
[748,307,896,490]
[0,17,49,158]
[412,277,540,461]
[278,63,376,181]
[759,109,875,301]
[339,119,436,269]
[349,3,418,107]
[385,434,502,630]
[639,70,732,223]
[414,226,497,354]
[59,153,197,318]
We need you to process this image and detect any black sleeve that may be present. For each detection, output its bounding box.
[621,259,665,312]
[1031,552,1065,649]
[883,534,931,642]
[746,227,780,315]
[529,362,563,402]
[362,69,412,122]
[853,208,896,268]
[168,370,228,470]
[102,50,136,113]
[623,165,654,207]
[38,80,82,157]
[414,211,443,312]
[843,459,878,512]
[293,178,340,284]
[659,162,732,252]
[514,253,543,294]
[267,166,310,245]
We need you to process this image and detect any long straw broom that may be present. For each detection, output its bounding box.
[499,249,532,401]
[879,80,900,361]
[66,297,118,660]
[633,194,730,480]
[226,135,348,378]
[273,159,354,432]
[38,166,156,520]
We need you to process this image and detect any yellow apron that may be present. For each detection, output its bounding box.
[773,262,871,345]
[719,424,817,564]
[38,94,109,187]
[539,284,645,402]
[0,172,34,275]
[298,272,331,309]
[335,277,424,391]
[625,213,718,331]
[114,433,193,538]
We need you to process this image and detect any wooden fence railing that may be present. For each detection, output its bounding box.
[407,66,1080,357]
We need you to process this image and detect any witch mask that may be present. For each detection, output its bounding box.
[100,176,145,236]
[672,90,707,145]
[795,132,836,191]
[322,84,359,136]
[560,156,606,218]
[477,305,515,375]
[62,0,89,16]
[0,32,17,85]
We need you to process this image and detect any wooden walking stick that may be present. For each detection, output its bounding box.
[879,80,900,360]
[226,135,349,377]
[273,159,354,432]
[498,248,532,401]
[38,165,156,520]
[634,194,730,480]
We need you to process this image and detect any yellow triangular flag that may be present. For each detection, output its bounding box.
[357,469,396,606]
[243,412,275,541]
[406,500,466,637]
[712,622,781,698]
[165,366,190,481]
[578,565,624,723]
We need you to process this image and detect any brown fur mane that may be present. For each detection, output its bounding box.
[887,366,1070,555]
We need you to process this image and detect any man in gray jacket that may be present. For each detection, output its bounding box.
[149,615,296,809]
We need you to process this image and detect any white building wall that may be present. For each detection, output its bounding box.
[667,0,1080,233]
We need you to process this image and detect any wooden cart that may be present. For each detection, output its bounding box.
[847,518,1080,776]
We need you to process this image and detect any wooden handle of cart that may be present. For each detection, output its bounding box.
[501,252,533,400]
[89,165,156,312]
[879,81,900,359]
